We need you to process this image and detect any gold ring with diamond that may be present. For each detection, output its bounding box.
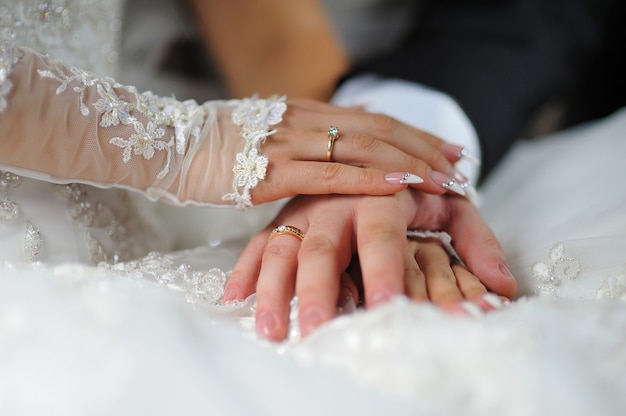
[268,225,305,242]
[326,126,339,162]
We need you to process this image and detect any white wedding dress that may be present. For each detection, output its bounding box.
[1,1,625,415]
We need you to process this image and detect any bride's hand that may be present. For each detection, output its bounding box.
[189,96,473,208]
[224,190,516,341]
[0,47,472,210]
[242,97,472,206]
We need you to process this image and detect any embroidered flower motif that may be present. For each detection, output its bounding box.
[0,21,22,113]
[110,121,167,162]
[224,95,287,208]
[93,83,133,127]
[532,242,581,297]
[595,273,626,301]
[41,62,206,182]
[231,95,287,139]
[23,221,43,262]
[233,147,269,189]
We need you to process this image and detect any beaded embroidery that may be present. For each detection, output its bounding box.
[100,251,230,305]
[0,8,21,113]
[224,95,287,209]
[532,242,581,297]
[38,66,207,180]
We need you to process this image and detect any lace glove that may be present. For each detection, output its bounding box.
[0,43,284,209]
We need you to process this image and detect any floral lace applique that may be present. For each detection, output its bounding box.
[0,170,44,262]
[595,272,626,301]
[23,221,43,261]
[0,0,123,76]
[56,183,156,264]
[223,95,287,209]
[99,251,230,305]
[532,242,581,297]
[38,64,207,180]
[0,10,22,113]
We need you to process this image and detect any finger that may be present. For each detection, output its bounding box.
[414,238,464,306]
[446,197,518,298]
[295,206,353,337]
[403,240,428,301]
[252,160,451,206]
[278,100,462,176]
[288,97,445,150]
[265,125,458,195]
[354,197,407,308]
[254,225,305,341]
[288,97,477,167]
[453,263,488,300]
[452,264,509,312]
[224,229,270,301]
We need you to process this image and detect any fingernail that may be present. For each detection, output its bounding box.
[458,147,481,165]
[429,171,466,196]
[255,311,278,337]
[339,290,357,314]
[441,143,465,161]
[440,143,481,165]
[300,307,325,337]
[459,301,484,318]
[222,286,239,302]
[369,291,393,308]
[480,293,504,310]
[499,263,516,283]
[447,168,481,204]
[448,167,469,185]
[384,172,424,185]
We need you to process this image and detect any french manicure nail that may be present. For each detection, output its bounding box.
[385,172,424,185]
[459,148,481,165]
[481,293,504,309]
[429,171,466,196]
[460,301,484,318]
[255,311,278,337]
[448,167,469,185]
[441,143,466,161]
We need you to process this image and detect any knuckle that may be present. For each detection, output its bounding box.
[482,237,504,253]
[262,243,291,261]
[320,162,343,184]
[298,235,336,259]
[429,270,456,285]
[370,113,398,134]
[351,133,379,154]
[404,260,423,280]
[358,225,401,248]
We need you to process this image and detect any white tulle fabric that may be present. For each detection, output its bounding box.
[0,38,286,209]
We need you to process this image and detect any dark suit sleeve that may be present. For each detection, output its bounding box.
[351,0,609,179]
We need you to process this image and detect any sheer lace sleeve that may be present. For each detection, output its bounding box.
[0,38,286,209]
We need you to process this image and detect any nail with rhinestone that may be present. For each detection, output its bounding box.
[429,171,466,196]
[384,172,424,185]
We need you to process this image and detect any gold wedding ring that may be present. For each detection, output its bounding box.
[268,225,305,242]
[326,126,340,162]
